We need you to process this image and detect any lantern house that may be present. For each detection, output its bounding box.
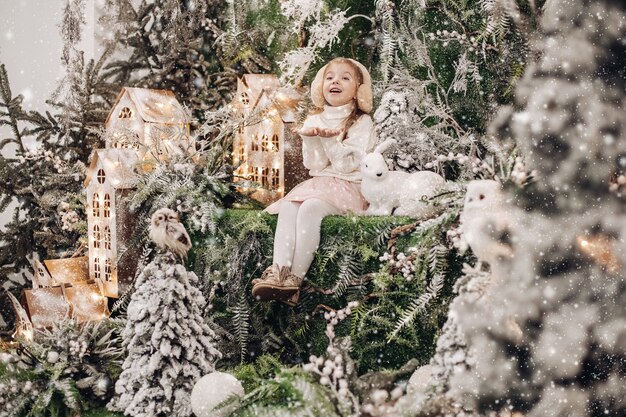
[84,148,141,298]
[233,74,309,205]
[104,87,193,160]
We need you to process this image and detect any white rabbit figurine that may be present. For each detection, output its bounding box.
[359,139,446,217]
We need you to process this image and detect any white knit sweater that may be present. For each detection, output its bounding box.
[300,102,377,182]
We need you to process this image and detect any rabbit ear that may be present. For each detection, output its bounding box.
[374,139,397,154]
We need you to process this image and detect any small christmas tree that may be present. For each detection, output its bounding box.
[108,251,221,417]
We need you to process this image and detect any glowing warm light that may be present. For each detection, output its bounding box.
[21,329,34,342]
[91,292,104,301]
[576,234,620,273]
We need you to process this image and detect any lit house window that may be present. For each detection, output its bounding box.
[271,168,280,189]
[37,266,46,281]
[119,107,133,118]
[241,91,249,105]
[261,167,270,187]
[94,258,101,280]
[103,194,111,218]
[271,134,279,151]
[92,193,100,217]
[251,135,259,151]
[262,135,270,151]
[93,225,101,249]
[104,259,112,281]
[97,169,106,184]
[104,226,111,250]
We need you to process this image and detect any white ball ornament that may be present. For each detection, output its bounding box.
[46,351,59,364]
[191,372,245,417]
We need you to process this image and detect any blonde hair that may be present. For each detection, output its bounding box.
[312,58,364,132]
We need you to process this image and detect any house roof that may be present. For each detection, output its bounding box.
[105,87,191,128]
[240,74,281,109]
[84,148,141,189]
[239,75,298,123]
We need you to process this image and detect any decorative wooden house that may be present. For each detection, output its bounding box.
[104,87,193,161]
[84,148,141,298]
[23,255,109,328]
[233,74,308,204]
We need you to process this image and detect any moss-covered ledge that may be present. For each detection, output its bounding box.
[190,209,462,374]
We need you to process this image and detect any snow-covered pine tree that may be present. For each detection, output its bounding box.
[373,0,538,178]
[449,1,626,415]
[108,251,221,417]
[99,0,272,115]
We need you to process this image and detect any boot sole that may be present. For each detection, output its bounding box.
[252,283,299,304]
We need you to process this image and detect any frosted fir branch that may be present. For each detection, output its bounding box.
[231,294,251,362]
[307,11,350,50]
[450,52,483,95]
[60,0,86,65]
[52,0,86,111]
[187,201,219,234]
[215,0,242,58]
[279,0,324,29]
[331,249,362,297]
[278,11,370,85]
[479,0,519,39]
[399,28,430,70]
[376,0,398,84]
[388,272,445,342]
[428,244,449,276]
[279,48,318,85]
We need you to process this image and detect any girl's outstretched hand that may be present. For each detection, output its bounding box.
[298,126,342,138]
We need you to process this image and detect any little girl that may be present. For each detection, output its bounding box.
[252,57,376,306]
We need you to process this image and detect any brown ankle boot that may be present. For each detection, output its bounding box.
[251,264,302,305]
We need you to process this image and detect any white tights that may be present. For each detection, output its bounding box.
[272,198,341,278]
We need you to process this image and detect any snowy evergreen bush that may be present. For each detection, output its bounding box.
[0,320,124,417]
[108,252,221,417]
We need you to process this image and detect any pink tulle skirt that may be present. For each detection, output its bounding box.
[265,176,368,215]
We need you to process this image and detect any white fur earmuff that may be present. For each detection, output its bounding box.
[310,58,373,113]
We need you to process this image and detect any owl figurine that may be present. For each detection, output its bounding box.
[460,180,515,269]
[149,208,192,261]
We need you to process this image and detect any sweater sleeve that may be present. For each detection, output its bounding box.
[320,115,377,174]
[300,116,331,171]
